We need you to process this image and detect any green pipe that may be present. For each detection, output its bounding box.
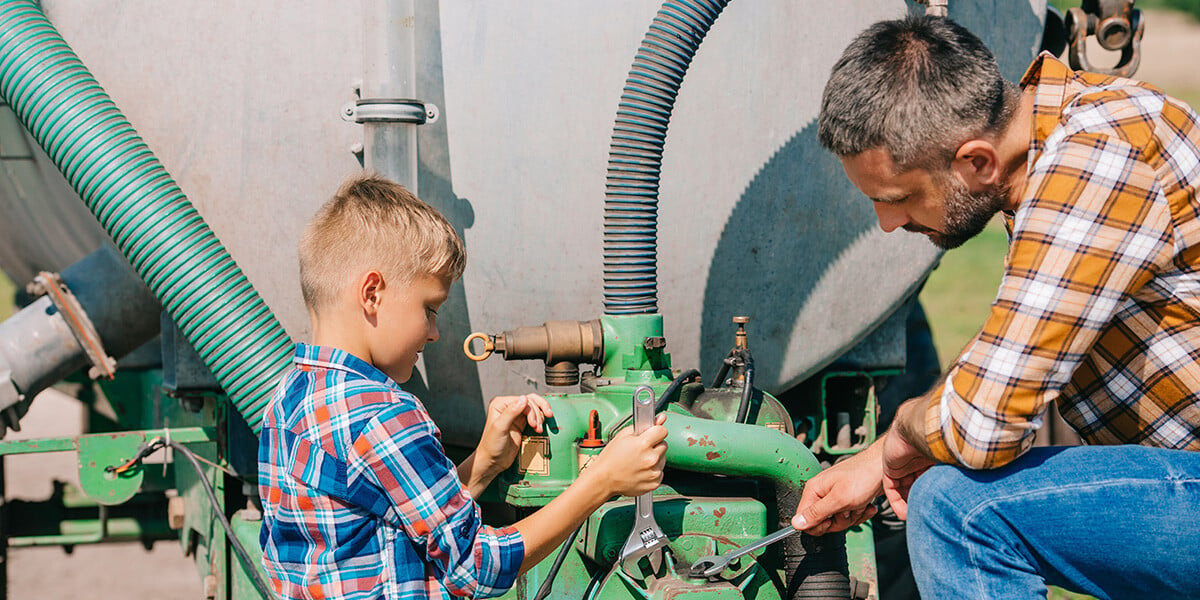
[0,2,291,433]
[663,413,821,490]
[9,518,175,547]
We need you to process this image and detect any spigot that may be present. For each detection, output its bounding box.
[464,320,603,387]
[733,316,750,351]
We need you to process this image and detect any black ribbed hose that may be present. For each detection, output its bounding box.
[603,0,730,315]
[605,2,853,596]
[777,484,852,600]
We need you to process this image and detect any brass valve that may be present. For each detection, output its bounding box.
[733,316,750,351]
[464,320,604,386]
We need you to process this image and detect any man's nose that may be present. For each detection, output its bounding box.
[873,202,908,233]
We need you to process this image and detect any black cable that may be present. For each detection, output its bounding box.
[734,357,755,424]
[532,523,583,600]
[167,439,277,600]
[607,368,701,437]
[710,356,733,389]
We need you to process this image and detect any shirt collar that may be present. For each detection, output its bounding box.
[293,342,397,387]
[1019,51,1072,163]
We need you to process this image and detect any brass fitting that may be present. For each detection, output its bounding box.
[733,316,750,351]
[464,320,603,386]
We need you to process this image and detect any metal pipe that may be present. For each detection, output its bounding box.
[362,0,420,191]
[0,246,159,434]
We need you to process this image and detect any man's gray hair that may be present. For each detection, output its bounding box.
[818,16,1020,172]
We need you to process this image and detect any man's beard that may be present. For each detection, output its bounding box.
[911,173,1008,250]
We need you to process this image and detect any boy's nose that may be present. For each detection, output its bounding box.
[427,322,439,343]
[873,202,909,233]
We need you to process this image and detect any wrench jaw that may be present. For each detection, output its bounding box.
[686,557,724,579]
[618,528,669,576]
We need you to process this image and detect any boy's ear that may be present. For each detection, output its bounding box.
[358,270,385,315]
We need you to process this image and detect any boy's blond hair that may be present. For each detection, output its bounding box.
[299,174,466,314]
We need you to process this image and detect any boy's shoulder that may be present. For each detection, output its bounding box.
[266,343,425,439]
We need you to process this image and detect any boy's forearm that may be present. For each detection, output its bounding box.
[456,451,501,498]
[513,470,612,574]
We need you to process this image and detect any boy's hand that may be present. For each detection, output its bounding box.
[476,394,553,476]
[585,413,668,497]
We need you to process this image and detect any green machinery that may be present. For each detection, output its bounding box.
[465,313,883,599]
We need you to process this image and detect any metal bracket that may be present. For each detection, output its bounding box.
[917,0,948,17]
[27,271,117,380]
[1066,0,1144,77]
[341,98,439,125]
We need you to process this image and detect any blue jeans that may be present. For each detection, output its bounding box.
[906,445,1200,599]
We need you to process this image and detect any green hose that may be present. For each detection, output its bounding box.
[0,1,292,433]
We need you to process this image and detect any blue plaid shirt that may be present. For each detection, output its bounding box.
[259,343,524,599]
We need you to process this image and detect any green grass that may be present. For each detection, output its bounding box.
[0,271,14,317]
[919,219,1009,368]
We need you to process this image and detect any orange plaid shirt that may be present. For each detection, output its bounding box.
[926,54,1200,468]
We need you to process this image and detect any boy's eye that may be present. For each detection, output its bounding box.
[426,306,438,316]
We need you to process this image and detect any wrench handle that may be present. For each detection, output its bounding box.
[632,386,655,434]
[729,525,799,560]
[631,386,657,521]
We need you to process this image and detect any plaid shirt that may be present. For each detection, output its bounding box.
[926,54,1200,468]
[259,343,523,599]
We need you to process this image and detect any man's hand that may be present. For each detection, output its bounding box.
[459,394,553,496]
[882,424,936,520]
[790,439,884,536]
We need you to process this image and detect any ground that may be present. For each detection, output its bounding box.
[4,8,1199,599]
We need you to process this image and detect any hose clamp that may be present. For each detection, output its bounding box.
[341,98,440,125]
[27,272,117,380]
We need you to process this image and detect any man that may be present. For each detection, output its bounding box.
[792,16,1200,599]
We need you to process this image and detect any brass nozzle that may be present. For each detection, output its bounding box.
[462,320,604,386]
[733,316,750,350]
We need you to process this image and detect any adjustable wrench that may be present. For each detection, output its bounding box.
[617,386,669,574]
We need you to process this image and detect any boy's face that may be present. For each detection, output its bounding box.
[371,273,450,384]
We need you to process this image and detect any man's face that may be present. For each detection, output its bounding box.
[840,148,1008,250]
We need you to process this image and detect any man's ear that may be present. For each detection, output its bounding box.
[357,270,385,316]
[951,139,1002,192]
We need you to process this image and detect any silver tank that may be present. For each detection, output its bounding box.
[0,1,1047,445]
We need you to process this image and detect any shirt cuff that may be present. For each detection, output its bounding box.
[486,526,524,596]
[923,382,959,465]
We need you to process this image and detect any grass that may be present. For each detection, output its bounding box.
[0,271,13,317]
[919,219,1009,368]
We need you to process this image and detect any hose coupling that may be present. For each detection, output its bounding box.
[464,320,603,386]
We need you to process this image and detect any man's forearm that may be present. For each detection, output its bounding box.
[890,395,937,461]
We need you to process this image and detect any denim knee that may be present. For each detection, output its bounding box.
[907,464,978,532]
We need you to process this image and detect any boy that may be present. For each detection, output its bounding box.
[259,174,669,599]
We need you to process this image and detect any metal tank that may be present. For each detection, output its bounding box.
[0,0,1046,447]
